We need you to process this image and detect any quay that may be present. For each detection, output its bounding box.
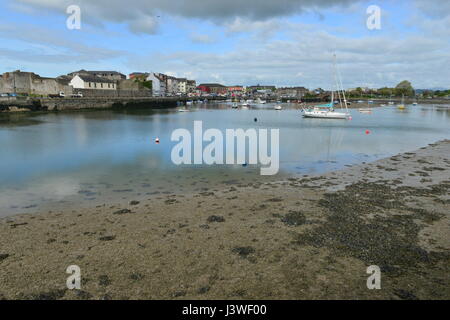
[0,96,227,112]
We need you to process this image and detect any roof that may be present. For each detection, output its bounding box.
[76,74,116,83]
[69,70,125,77]
[198,83,226,87]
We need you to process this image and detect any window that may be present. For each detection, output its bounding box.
[101,83,103,88]
[89,82,91,88]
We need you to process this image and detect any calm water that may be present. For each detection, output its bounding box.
[0,102,449,216]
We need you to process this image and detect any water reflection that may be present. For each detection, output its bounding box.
[0,103,449,216]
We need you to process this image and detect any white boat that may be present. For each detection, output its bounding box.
[359,108,372,114]
[256,98,266,104]
[240,102,250,107]
[302,55,351,120]
[186,100,193,105]
[178,108,189,112]
[412,102,418,106]
[274,105,282,110]
[231,103,239,109]
[388,101,394,105]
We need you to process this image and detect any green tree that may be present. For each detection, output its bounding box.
[395,80,414,97]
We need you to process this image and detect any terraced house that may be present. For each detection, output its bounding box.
[69,74,117,90]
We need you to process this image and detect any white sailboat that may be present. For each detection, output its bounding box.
[302,55,351,120]
[274,105,282,110]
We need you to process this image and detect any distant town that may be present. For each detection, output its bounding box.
[0,69,449,101]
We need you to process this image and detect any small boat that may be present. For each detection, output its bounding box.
[186,100,193,105]
[359,108,372,114]
[388,101,394,105]
[240,102,250,107]
[231,103,238,109]
[178,108,189,112]
[274,105,282,110]
[412,102,418,106]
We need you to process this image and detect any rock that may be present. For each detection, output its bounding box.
[281,211,306,226]
[129,273,144,281]
[197,286,211,294]
[172,291,186,298]
[98,275,111,286]
[207,215,225,223]
[232,246,255,258]
[129,200,140,206]
[74,290,93,300]
[0,254,9,262]
[99,236,116,241]
[113,209,131,215]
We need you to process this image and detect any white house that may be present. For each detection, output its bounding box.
[69,75,117,90]
[146,72,167,96]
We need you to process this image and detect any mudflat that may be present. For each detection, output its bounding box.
[0,140,449,300]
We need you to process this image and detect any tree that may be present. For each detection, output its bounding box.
[395,80,414,97]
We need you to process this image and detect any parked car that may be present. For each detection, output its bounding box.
[0,93,8,97]
[70,92,83,98]
[48,91,65,98]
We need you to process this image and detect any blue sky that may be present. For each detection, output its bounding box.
[0,0,449,89]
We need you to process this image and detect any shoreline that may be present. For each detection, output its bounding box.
[0,140,449,300]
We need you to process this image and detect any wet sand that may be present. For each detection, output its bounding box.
[0,140,449,300]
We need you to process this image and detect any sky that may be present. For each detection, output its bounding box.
[0,0,449,89]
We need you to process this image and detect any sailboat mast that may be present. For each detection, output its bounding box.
[334,54,349,112]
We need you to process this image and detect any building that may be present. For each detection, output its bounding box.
[186,80,197,93]
[276,86,309,98]
[165,76,180,95]
[197,83,227,95]
[176,78,187,94]
[227,86,244,94]
[146,72,167,96]
[0,70,71,96]
[129,72,149,80]
[247,84,276,93]
[69,74,117,90]
[68,70,126,81]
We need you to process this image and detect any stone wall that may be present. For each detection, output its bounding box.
[0,71,71,96]
[75,88,152,98]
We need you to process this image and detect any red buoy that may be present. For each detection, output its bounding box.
[365,130,370,135]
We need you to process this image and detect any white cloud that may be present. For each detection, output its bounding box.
[189,33,216,44]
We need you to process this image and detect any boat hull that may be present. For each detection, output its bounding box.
[303,111,349,119]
